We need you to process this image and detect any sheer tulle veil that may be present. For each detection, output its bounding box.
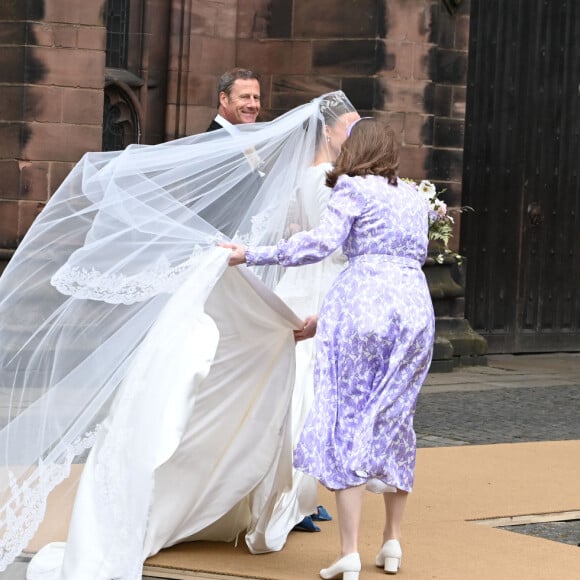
[0,91,357,571]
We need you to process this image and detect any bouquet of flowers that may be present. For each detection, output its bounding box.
[404,179,466,263]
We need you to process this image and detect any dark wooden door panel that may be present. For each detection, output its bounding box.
[462,0,580,353]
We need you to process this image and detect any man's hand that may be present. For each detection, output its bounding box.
[219,242,247,266]
[294,315,318,342]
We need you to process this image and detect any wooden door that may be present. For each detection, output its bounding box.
[461,0,580,352]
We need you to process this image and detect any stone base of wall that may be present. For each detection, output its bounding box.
[424,254,487,373]
[431,317,488,372]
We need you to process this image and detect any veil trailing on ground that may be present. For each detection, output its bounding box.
[0,91,356,575]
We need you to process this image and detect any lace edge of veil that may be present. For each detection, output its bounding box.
[50,243,218,305]
[0,429,98,572]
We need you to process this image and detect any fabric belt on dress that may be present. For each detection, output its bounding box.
[348,254,421,269]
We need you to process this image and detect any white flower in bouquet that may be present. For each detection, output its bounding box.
[418,180,437,200]
[403,178,466,263]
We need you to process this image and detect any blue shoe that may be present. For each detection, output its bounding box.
[311,505,333,522]
[293,516,321,532]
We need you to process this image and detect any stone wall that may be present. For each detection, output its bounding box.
[381,0,469,220]
[0,0,106,261]
[0,0,482,367]
[0,0,470,255]
[178,0,470,253]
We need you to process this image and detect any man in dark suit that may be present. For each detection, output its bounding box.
[207,68,261,132]
[201,69,263,238]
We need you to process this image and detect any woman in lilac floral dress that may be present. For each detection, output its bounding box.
[223,118,435,580]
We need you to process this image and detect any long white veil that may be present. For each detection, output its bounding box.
[0,91,356,575]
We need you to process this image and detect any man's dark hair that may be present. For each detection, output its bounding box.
[217,68,261,105]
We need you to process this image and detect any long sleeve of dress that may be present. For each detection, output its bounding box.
[246,176,364,267]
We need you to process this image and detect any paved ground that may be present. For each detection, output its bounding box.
[415,352,580,447]
[3,352,579,579]
[502,519,580,547]
[415,352,580,551]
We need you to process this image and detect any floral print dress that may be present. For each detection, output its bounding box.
[247,174,435,492]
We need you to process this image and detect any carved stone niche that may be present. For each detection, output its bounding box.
[103,72,143,151]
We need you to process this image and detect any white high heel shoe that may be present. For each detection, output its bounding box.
[319,552,361,580]
[375,539,402,574]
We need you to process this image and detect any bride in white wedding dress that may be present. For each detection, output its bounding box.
[263,105,360,545]
[0,91,358,580]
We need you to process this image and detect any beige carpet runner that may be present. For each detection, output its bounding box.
[26,441,580,579]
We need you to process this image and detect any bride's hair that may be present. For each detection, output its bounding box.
[313,98,356,150]
[326,118,399,188]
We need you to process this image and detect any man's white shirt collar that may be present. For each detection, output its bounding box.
[214,114,233,129]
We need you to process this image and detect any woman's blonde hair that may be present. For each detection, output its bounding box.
[326,118,399,188]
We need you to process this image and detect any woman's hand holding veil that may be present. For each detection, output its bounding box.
[219,242,247,266]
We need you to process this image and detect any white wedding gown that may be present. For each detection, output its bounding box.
[28,252,301,579]
[26,166,346,580]
[7,90,362,579]
[260,162,347,543]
